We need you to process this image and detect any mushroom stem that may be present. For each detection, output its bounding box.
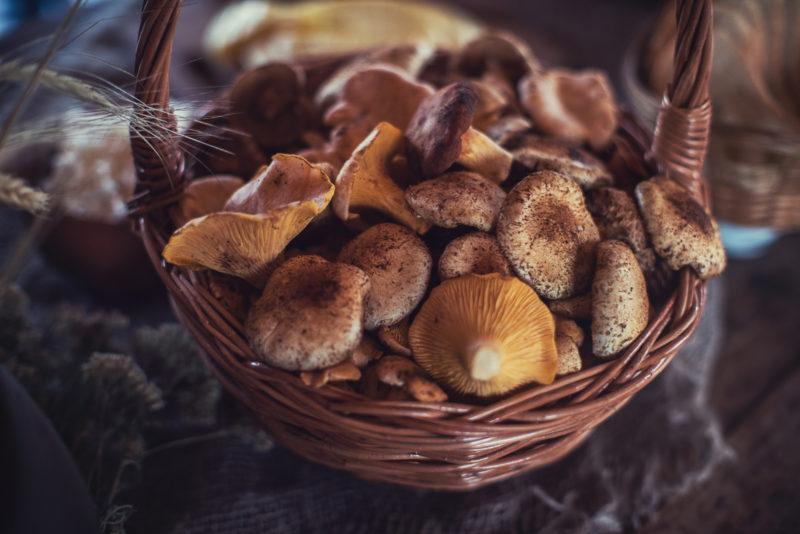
[457,128,513,183]
[463,339,503,381]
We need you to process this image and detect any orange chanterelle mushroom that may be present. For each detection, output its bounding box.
[409,273,558,397]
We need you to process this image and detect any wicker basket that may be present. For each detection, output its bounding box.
[127,0,713,490]
[622,1,800,231]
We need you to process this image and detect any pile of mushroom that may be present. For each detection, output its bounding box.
[164,33,726,402]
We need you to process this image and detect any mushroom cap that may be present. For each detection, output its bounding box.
[225,154,333,214]
[323,67,433,159]
[405,82,478,179]
[519,69,618,150]
[300,361,362,388]
[438,232,512,280]
[591,240,649,358]
[548,293,592,320]
[588,186,656,275]
[338,223,432,330]
[163,155,334,286]
[513,136,612,189]
[246,255,370,371]
[373,355,448,403]
[635,177,726,279]
[405,171,506,231]
[484,114,533,148]
[497,171,601,299]
[409,273,558,396]
[455,127,513,184]
[556,317,584,346]
[455,32,540,83]
[229,62,310,148]
[555,336,582,376]
[171,175,245,227]
[332,122,431,234]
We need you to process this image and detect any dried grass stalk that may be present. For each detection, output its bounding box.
[0,173,49,214]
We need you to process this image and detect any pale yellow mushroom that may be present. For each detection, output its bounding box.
[163,155,333,286]
[332,122,431,234]
[409,273,558,397]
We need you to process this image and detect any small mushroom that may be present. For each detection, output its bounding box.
[163,155,333,286]
[592,241,649,358]
[377,318,412,357]
[350,336,384,368]
[588,187,656,275]
[207,272,252,321]
[554,317,584,376]
[497,171,601,299]
[300,361,362,388]
[323,67,433,160]
[519,69,618,150]
[405,82,513,183]
[372,355,448,402]
[405,171,505,231]
[229,63,311,149]
[171,175,245,227]
[438,232,512,280]
[455,32,540,83]
[409,273,558,396]
[339,223,432,330]
[635,177,726,280]
[246,255,370,370]
[332,122,431,234]
[513,136,612,189]
[468,79,510,131]
[548,293,592,320]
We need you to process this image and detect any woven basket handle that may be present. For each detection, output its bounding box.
[651,0,713,201]
[128,0,714,217]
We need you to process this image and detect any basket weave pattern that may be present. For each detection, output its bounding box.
[128,0,713,490]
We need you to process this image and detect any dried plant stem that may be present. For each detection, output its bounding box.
[0,61,115,110]
[0,0,85,151]
[0,173,49,214]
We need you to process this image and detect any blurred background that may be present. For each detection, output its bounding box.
[0,1,798,533]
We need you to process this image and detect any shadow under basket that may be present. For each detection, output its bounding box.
[127,0,714,490]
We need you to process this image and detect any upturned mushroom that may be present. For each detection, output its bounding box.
[300,361,362,388]
[635,177,726,279]
[171,175,245,227]
[405,171,506,231]
[332,122,431,234]
[377,318,412,357]
[246,255,370,370]
[229,62,311,148]
[405,82,513,183]
[409,273,558,396]
[438,232,512,280]
[519,69,618,150]
[338,223,432,330]
[371,355,448,402]
[513,136,613,189]
[162,154,333,286]
[592,240,649,358]
[323,67,433,159]
[496,171,601,299]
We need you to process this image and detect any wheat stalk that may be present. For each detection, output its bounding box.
[0,173,49,214]
[0,61,115,110]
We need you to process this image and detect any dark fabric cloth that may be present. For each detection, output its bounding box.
[0,366,99,534]
[126,281,726,534]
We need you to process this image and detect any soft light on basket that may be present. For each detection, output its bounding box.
[127,0,714,490]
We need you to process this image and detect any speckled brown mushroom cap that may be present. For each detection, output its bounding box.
[496,170,601,299]
[591,240,649,358]
[519,69,618,150]
[588,186,657,275]
[548,293,592,320]
[332,122,430,234]
[438,232,511,280]
[245,255,371,371]
[635,177,726,280]
[338,223,432,330]
[513,136,612,189]
[171,175,245,227]
[405,82,478,179]
[230,62,310,148]
[405,171,506,231]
